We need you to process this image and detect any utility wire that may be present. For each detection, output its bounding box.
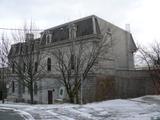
[0,27,44,31]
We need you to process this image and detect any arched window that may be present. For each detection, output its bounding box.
[47,58,51,71]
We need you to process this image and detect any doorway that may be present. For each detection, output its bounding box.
[48,90,53,104]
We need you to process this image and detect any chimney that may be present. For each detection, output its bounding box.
[25,33,34,42]
[125,24,131,33]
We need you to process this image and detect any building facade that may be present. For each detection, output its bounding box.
[7,15,154,104]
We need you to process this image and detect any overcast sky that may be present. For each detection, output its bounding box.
[0,0,159,46]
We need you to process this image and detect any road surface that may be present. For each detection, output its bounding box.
[0,109,25,120]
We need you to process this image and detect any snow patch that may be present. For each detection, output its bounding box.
[14,109,35,120]
[0,95,160,120]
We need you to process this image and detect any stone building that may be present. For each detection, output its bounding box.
[7,15,154,104]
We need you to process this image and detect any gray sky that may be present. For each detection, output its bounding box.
[0,0,159,45]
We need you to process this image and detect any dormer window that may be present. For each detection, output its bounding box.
[69,24,77,39]
[46,34,52,44]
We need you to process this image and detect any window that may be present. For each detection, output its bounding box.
[12,63,15,73]
[34,82,38,95]
[60,89,63,96]
[12,81,15,93]
[47,58,51,71]
[23,63,26,72]
[35,62,38,72]
[59,87,65,98]
[71,54,74,70]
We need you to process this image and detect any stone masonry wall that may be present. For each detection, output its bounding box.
[115,70,155,99]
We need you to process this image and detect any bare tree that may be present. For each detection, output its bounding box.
[138,41,160,94]
[52,33,112,103]
[0,34,11,103]
[0,33,10,66]
[7,23,46,104]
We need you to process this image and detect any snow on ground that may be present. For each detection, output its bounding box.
[1,95,160,120]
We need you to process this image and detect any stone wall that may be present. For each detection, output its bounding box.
[115,70,155,99]
[82,70,155,103]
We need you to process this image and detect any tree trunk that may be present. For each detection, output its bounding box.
[29,81,34,104]
[68,93,74,103]
[30,90,34,104]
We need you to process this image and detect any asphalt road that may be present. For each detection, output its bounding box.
[0,109,25,120]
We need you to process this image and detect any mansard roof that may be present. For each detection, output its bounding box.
[8,15,137,57]
[40,15,100,45]
[8,38,40,57]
